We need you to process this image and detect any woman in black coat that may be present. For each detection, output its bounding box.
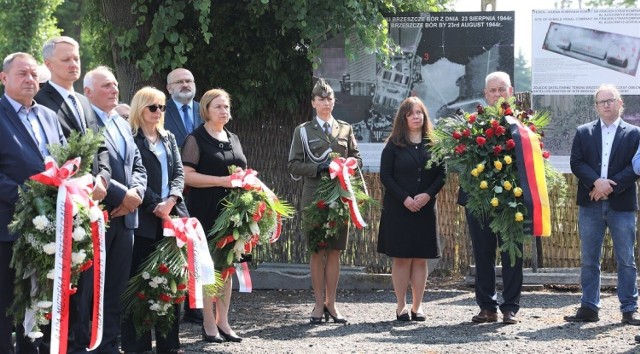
[120,86,188,354]
[377,97,445,322]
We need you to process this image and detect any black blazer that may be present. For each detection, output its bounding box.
[35,81,111,186]
[133,130,188,239]
[164,99,202,148]
[0,96,66,241]
[570,119,640,211]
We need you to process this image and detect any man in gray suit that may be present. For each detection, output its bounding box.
[164,68,202,147]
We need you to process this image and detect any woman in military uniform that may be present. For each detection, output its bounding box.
[288,79,362,324]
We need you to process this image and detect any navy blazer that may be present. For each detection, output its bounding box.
[164,99,202,148]
[133,130,188,239]
[570,119,640,211]
[0,96,66,241]
[35,81,111,186]
[95,113,147,229]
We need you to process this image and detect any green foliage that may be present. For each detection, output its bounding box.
[0,0,63,60]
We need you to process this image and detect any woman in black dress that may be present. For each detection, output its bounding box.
[181,89,246,343]
[121,86,188,353]
[377,97,445,322]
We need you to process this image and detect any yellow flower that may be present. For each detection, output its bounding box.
[503,181,512,191]
[504,155,512,165]
[513,187,523,197]
[515,212,524,222]
[471,168,479,177]
[479,181,488,189]
[476,163,485,173]
[490,197,499,207]
[494,160,503,170]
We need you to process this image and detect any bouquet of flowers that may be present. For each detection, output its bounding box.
[209,168,294,282]
[121,218,221,338]
[429,97,564,264]
[9,130,106,346]
[303,153,377,253]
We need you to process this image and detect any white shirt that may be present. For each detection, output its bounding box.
[600,117,621,179]
[316,116,334,135]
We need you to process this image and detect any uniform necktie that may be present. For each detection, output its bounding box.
[182,104,193,133]
[68,94,86,133]
[323,122,330,136]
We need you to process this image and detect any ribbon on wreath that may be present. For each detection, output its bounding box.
[505,116,551,236]
[163,217,216,309]
[30,156,106,353]
[328,157,367,229]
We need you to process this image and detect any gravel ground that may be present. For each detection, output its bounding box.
[169,277,640,354]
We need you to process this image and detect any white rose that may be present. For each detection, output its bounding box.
[152,276,166,285]
[149,303,161,312]
[27,331,44,339]
[249,222,260,236]
[42,243,56,255]
[37,301,53,309]
[329,201,338,209]
[71,250,87,265]
[32,215,50,230]
[149,281,158,288]
[89,206,103,222]
[72,227,87,242]
[142,272,150,280]
[46,270,55,280]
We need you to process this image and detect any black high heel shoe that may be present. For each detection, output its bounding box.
[310,306,324,324]
[201,327,224,343]
[324,305,348,324]
[217,326,243,343]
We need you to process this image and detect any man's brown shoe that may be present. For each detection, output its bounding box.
[472,309,498,323]
[564,307,599,322]
[503,311,518,324]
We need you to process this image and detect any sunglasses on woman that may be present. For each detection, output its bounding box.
[146,104,166,112]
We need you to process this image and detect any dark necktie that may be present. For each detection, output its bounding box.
[323,122,330,136]
[68,94,86,133]
[182,104,193,133]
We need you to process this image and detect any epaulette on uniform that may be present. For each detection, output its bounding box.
[336,119,350,125]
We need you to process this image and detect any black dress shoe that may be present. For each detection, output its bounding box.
[411,310,426,322]
[218,326,243,342]
[622,311,640,325]
[183,308,204,324]
[324,305,348,324]
[396,309,410,321]
[564,307,599,322]
[201,327,224,343]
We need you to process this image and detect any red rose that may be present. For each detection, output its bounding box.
[491,119,499,128]
[158,264,169,274]
[316,200,326,209]
[493,145,503,154]
[462,128,471,137]
[529,124,537,132]
[136,292,146,300]
[454,144,466,155]
[542,151,551,159]
[177,283,187,291]
[504,108,513,115]
[505,139,516,150]
[476,137,486,146]
[452,131,462,140]
[159,293,172,303]
[328,220,336,228]
[476,105,484,114]
[44,312,52,320]
[468,114,477,123]
[494,125,505,136]
[484,128,494,138]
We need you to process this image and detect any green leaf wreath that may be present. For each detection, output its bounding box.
[9,129,104,339]
[429,97,565,265]
[303,153,378,253]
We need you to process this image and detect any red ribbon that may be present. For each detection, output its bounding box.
[328,157,367,229]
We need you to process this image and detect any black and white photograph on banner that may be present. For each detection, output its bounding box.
[314,12,515,169]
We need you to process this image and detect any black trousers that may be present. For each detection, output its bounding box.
[120,236,180,352]
[466,209,523,314]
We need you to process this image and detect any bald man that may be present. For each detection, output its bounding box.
[164,68,203,147]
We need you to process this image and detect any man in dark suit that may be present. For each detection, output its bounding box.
[164,68,202,147]
[457,71,522,325]
[70,66,147,354]
[566,84,640,325]
[35,36,110,201]
[164,68,204,324]
[0,52,66,353]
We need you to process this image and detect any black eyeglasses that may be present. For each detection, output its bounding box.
[146,104,166,112]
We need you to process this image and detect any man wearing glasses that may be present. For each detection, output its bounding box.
[165,68,203,147]
[567,84,640,325]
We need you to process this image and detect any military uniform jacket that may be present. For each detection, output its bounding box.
[288,118,362,208]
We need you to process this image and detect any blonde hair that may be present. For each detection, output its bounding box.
[199,88,231,122]
[129,86,166,135]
